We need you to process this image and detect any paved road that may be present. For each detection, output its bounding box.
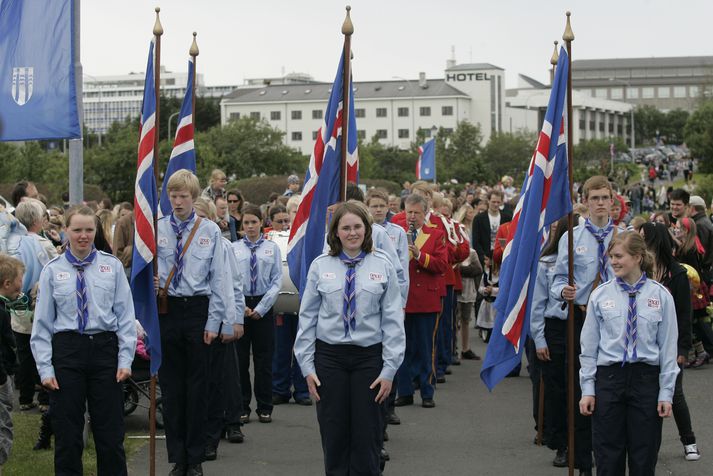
[128,335,712,475]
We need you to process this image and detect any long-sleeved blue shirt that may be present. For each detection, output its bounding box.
[231,237,282,317]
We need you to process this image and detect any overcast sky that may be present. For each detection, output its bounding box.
[82,0,712,88]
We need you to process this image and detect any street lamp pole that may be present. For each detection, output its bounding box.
[393,76,415,142]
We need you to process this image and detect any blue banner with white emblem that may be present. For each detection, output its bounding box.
[0,0,80,141]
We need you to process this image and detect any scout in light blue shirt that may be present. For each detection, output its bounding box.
[294,250,406,381]
[231,237,282,317]
[580,278,679,403]
[551,222,619,306]
[30,250,137,382]
[222,237,245,327]
[376,221,409,306]
[530,254,568,350]
[157,213,230,336]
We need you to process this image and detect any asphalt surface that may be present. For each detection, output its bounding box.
[127,334,713,475]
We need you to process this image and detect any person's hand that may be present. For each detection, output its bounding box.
[47,228,61,242]
[245,309,261,320]
[579,396,595,416]
[42,377,59,391]
[233,324,244,340]
[218,220,228,231]
[677,355,686,365]
[306,374,321,402]
[370,377,392,404]
[658,401,672,418]
[561,285,577,301]
[251,310,262,320]
[408,244,420,260]
[536,347,550,362]
[484,286,492,295]
[203,331,218,345]
[116,368,131,382]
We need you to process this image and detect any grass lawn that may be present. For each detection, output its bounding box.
[4,411,146,475]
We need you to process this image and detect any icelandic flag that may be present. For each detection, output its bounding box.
[416,138,436,180]
[287,47,358,295]
[0,0,80,141]
[159,57,197,217]
[481,47,572,390]
[130,40,161,376]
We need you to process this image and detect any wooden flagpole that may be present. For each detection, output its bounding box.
[190,32,199,131]
[150,8,163,476]
[339,5,354,202]
[562,11,575,476]
[536,40,560,449]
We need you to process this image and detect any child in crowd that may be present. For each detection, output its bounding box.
[0,255,21,472]
[476,253,499,343]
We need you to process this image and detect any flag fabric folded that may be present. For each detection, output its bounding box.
[287,48,358,295]
[481,47,572,391]
[130,40,162,376]
[0,0,80,140]
[159,57,197,218]
[416,138,436,180]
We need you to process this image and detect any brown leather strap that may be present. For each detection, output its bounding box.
[160,217,203,295]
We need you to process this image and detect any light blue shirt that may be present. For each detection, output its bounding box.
[231,237,282,317]
[222,237,245,327]
[551,224,617,306]
[324,224,408,307]
[157,214,228,335]
[530,255,568,350]
[294,251,406,381]
[30,251,138,381]
[376,221,410,306]
[14,233,56,294]
[579,279,680,402]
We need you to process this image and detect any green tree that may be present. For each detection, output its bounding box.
[360,139,416,185]
[684,100,713,172]
[661,109,690,144]
[573,138,629,169]
[481,131,536,183]
[634,105,666,146]
[439,121,490,184]
[157,94,222,142]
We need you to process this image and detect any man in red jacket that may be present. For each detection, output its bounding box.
[394,194,449,408]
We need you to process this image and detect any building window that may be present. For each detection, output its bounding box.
[442,105,454,116]
[443,128,454,135]
[610,88,623,100]
[270,111,281,121]
[579,119,585,130]
[376,108,388,118]
[617,124,623,135]
[673,86,686,98]
[357,130,366,140]
[250,112,260,120]
[589,120,595,131]
[609,123,614,133]
[689,86,699,98]
[312,131,318,140]
[376,129,387,139]
[641,87,654,99]
[423,128,432,138]
[397,107,409,117]
[355,108,365,118]
[626,87,639,99]
[291,132,302,141]
[599,122,605,132]
[595,88,608,98]
[312,109,323,120]
[658,87,670,98]
[419,106,431,117]
[398,129,409,139]
[291,110,302,120]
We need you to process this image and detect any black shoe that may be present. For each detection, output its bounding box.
[461,349,481,360]
[258,413,272,423]
[226,426,244,444]
[579,471,592,476]
[553,449,567,467]
[436,376,446,383]
[204,446,217,461]
[185,464,203,476]
[169,463,187,476]
[421,399,436,408]
[444,367,452,375]
[272,394,290,405]
[239,413,249,424]
[295,397,313,406]
[451,356,461,366]
[383,429,389,442]
[380,446,390,461]
[387,411,401,425]
[394,396,413,407]
[33,411,53,451]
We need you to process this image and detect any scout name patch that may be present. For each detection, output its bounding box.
[601,299,616,310]
[99,264,112,273]
[198,237,211,247]
[322,272,336,280]
[647,298,660,310]
[263,248,274,256]
[56,272,70,281]
[369,272,385,282]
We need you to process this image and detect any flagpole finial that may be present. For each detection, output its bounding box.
[153,7,164,36]
[562,11,574,41]
[550,41,559,66]
[342,5,354,35]
[190,32,199,57]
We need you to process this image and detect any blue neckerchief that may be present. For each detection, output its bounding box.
[169,210,195,291]
[339,251,366,337]
[584,218,614,283]
[64,246,97,333]
[616,273,647,364]
[243,236,265,295]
